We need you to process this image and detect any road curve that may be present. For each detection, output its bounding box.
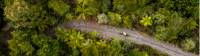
[62,21,197,56]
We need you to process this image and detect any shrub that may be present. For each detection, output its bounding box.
[97,13,108,24]
[107,12,122,26]
[48,0,70,16]
[181,39,195,51]
[140,16,153,27]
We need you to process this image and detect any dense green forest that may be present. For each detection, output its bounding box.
[0,0,199,56]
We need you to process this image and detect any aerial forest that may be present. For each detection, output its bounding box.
[0,0,199,56]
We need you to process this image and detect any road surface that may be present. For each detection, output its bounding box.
[63,21,197,56]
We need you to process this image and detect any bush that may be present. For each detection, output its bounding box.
[158,0,198,18]
[97,13,108,24]
[140,16,153,27]
[107,12,122,26]
[127,49,149,56]
[31,34,62,56]
[113,0,149,13]
[122,15,133,28]
[75,0,100,20]
[153,8,184,41]
[8,30,34,56]
[181,39,195,51]
[48,0,70,16]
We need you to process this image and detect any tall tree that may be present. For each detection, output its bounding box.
[4,0,56,31]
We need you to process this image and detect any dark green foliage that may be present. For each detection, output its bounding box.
[152,8,198,44]
[48,0,73,22]
[48,0,70,16]
[158,0,198,18]
[99,0,111,13]
[0,32,4,56]
[31,34,62,56]
[0,1,6,55]
[4,0,14,6]
[0,0,5,29]
[113,0,149,14]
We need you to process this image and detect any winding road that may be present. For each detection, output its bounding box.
[63,21,197,56]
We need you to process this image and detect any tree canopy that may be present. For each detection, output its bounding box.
[0,0,198,56]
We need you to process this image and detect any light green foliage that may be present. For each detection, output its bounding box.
[109,39,124,56]
[56,27,84,56]
[154,26,168,40]
[55,27,126,56]
[140,16,153,27]
[55,27,69,41]
[4,0,14,6]
[125,43,168,56]
[88,31,98,39]
[4,0,56,31]
[8,29,63,56]
[153,12,166,24]
[4,0,29,22]
[8,30,34,56]
[8,40,34,56]
[65,13,73,21]
[48,0,70,16]
[76,0,100,20]
[81,40,99,56]
[153,8,183,41]
[107,12,122,26]
[181,39,195,51]
[128,49,149,56]
[153,8,198,48]
[97,13,108,24]
[166,13,183,41]
[80,39,124,56]
[122,15,133,28]
[65,30,85,48]
[185,19,198,31]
